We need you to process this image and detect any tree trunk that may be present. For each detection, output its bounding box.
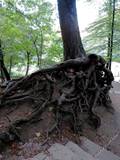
[33,33,43,69]
[107,0,116,70]
[0,40,10,81]
[9,56,13,76]
[57,0,86,60]
[0,65,4,83]
[33,38,41,69]
[25,51,30,76]
[39,30,43,68]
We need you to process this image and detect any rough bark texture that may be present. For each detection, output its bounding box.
[107,0,116,70]
[0,40,10,81]
[57,0,86,60]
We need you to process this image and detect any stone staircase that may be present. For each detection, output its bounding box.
[30,136,120,160]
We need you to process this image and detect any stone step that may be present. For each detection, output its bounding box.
[66,141,98,160]
[80,137,120,160]
[30,142,98,160]
[29,136,120,160]
[31,152,48,160]
[49,143,97,160]
[48,143,80,160]
[96,149,120,160]
[80,136,102,156]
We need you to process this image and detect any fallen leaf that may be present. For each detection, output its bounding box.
[35,132,41,137]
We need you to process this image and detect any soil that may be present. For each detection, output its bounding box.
[0,82,120,160]
[0,98,82,159]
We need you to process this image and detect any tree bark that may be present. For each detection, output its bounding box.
[0,40,10,81]
[107,0,116,70]
[39,30,43,68]
[9,56,13,76]
[33,37,43,70]
[25,51,30,76]
[57,0,86,60]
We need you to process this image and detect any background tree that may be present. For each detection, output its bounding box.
[0,40,10,81]
[107,0,116,70]
[83,0,120,63]
[0,0,63,77]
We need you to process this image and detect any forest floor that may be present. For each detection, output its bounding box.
[0,81,120,160]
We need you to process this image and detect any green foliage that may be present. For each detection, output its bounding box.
[0,0,63,77]
[83,0,120,62]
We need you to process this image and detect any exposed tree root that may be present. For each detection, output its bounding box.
[0,54,114,149]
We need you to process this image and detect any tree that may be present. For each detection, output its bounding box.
[0,0,114,150]
[107,0,116,70]
[57,0,86,60]
[0,0,62,76]
[84,0,120,62]
[0,40,10,81]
